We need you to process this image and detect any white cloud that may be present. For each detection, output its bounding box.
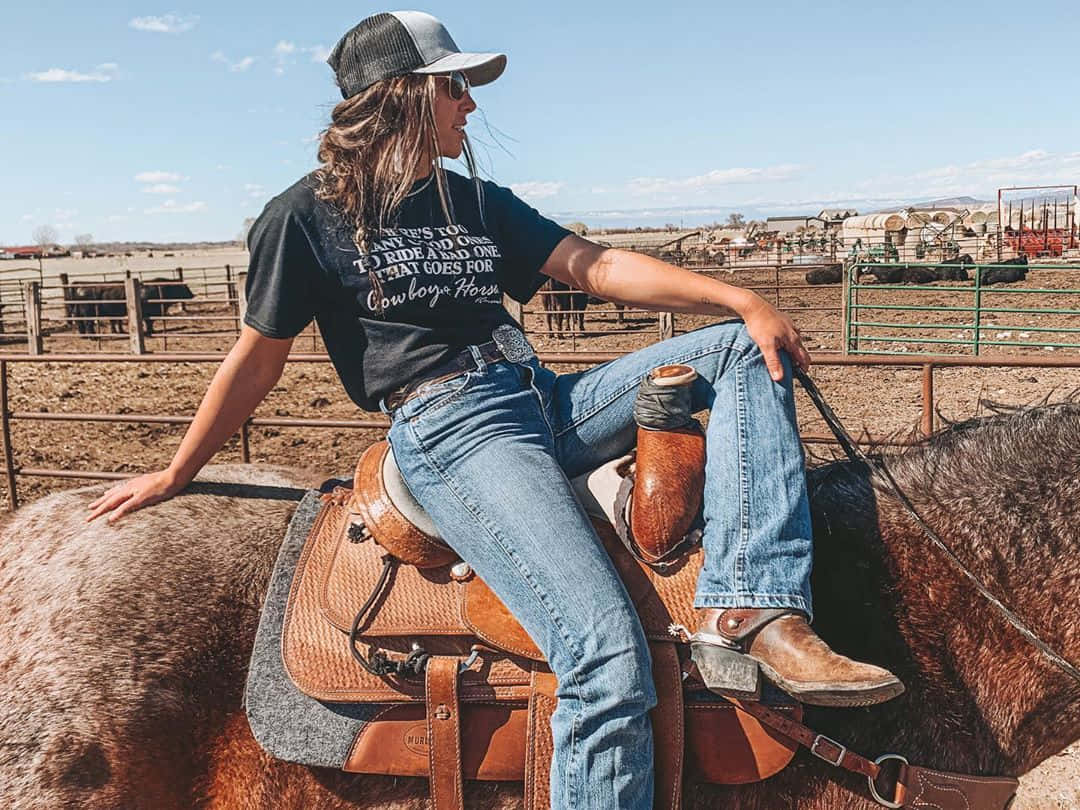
[129,14,199,33]
[307,44,331,63]
[627,164,804,196]
[211,51,256,72]
[272,41,298,75]
[860,149,1080,201]
[510,181,565,201]
[134,170,182,183]
[20,214,34,222]
[244,183,266,198]
[145,200,206,215]
[25,66,115,83]
[142,183,180,194]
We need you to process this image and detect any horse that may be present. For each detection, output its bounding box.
[538,278,588,339]
[2,403,1079,808]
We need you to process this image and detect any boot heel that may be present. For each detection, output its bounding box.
[690,641,761,700]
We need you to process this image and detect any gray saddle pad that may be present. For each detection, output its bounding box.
[244,487,386,768]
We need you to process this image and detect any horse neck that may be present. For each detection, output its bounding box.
[809,459,1080,777]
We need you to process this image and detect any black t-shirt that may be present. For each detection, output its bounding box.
[244,170,570,411]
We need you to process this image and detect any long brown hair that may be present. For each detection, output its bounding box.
[314,73,482,312]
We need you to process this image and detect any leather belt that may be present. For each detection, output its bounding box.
[385,341,508,412]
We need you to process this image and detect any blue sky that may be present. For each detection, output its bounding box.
[2,1,1077,243]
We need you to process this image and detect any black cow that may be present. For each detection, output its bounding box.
[933,253,973,281]
[68,279,194,336]
[139,278,194,336]
[68,284,127,334]
[978,256,1028,286]
[804,264,842,285]
[540,279,588,339]
[860,264,943,285]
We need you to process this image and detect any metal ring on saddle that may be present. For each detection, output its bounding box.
[868,754,907,808]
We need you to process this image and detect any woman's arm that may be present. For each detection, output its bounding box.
[86,326,294,523]
[540,234,809,381]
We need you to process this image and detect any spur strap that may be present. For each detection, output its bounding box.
[730,697,1018,809]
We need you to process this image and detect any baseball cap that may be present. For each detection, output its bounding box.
[327,11,507,99]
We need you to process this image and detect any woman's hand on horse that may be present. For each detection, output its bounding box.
[741,298,811,382]
[86,469,186,524]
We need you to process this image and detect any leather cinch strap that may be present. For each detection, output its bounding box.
[426,657,464,810]
[649,642,684,810]
[524,670,557,810]
[730,698,1019,809]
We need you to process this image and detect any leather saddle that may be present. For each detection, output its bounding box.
[281,364,802,809]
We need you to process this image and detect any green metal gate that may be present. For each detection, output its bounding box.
[844,261,1080,355]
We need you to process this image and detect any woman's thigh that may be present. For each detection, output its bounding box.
[386,360,653,686]
[538,320,755,478]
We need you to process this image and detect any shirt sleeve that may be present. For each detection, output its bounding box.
[485,182,572,304]
[243,201,318,339]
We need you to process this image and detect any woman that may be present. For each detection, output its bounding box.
[88,11,901,808]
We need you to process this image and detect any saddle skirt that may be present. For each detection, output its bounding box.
[281,439,802,809]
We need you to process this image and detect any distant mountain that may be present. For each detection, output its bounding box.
[916,196,987,207]
[869,196,990,213]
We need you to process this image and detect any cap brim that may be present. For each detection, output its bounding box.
[412,52,507,86]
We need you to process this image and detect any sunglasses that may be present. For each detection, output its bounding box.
[441,70,471,100]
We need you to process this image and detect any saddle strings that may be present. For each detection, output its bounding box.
[795,367,1080,688]
[348,555,431,678]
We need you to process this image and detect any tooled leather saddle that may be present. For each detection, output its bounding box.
[279,364,1019,810]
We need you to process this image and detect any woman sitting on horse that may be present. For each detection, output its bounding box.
[88,11,901,809]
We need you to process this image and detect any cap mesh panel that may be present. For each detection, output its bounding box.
[329,13,424,98]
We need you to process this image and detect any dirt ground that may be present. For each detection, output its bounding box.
[1,261,1078,803]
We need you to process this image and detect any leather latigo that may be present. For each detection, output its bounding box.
[283,497,801,785]
[632,422,705,560]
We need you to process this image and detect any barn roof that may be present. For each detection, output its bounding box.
[587,229,701,250]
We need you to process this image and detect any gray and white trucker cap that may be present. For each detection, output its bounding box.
[327,11,506,99]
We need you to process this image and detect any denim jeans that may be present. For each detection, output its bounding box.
[383,321,813,810]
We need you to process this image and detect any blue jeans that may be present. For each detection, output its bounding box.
[383,321,813,810]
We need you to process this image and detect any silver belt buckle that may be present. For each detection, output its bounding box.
[492,324,536,363]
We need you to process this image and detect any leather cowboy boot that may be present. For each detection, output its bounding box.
[690,608,904,707]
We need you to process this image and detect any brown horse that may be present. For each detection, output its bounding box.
[1,404,1079,809]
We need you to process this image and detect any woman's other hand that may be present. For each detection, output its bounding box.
[741,297,811,382]
[87,468,187,524]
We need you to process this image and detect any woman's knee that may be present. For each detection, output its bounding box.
[558,629,657,712]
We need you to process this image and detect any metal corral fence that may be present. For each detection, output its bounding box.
[0,263,845,355]
[0,265,328,354]
[845,261,1080,355]
[519,264,845,352]
[3,350,1080,510]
